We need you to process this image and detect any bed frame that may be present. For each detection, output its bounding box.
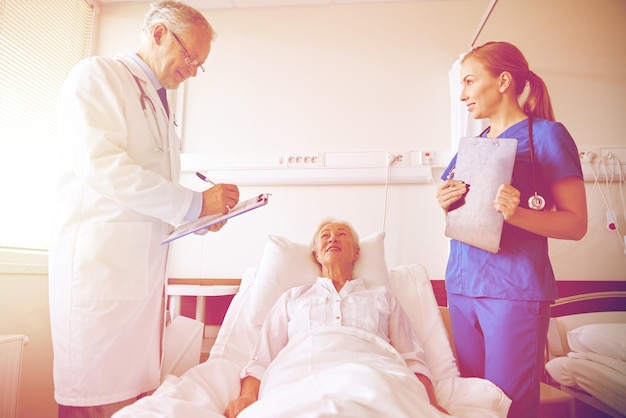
[545,291,626,418]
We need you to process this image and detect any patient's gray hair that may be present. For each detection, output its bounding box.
[141,1,215,42]
[310,217,360,254]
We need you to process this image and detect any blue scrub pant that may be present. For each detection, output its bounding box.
[447,293,550,418]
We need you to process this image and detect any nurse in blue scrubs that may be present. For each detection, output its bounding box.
[436,41,587,418]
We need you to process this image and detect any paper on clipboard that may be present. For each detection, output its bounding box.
[162,193,270,245]
[444,137,517,253]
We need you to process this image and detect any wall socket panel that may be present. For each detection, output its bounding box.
[284,153,323,167]
[579,150,598,163]
[387,150,449,167]
[387,151,411,166]
[418,151,434,165]
[410,150,449,167]
[601,147,626,164]
[578,146,626,181]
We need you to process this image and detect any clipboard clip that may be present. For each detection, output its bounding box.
[446,166,456,180]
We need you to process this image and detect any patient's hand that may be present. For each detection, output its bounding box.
[225,376,261,418]
[224,394,256,418]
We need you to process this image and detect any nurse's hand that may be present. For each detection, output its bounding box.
[493,183,520,220]
[200,183,240,217]
[437,180,468,213]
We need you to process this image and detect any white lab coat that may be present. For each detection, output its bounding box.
[49,54,194,406]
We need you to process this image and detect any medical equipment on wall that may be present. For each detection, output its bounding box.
[118,60,169,152]
[587,151,626,255]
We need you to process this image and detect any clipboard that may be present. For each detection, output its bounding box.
[444,137,517,253]
[162,193,270,245]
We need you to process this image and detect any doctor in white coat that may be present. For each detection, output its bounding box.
[49,2,239,417]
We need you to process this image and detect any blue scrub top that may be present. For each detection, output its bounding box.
[441,118,583,302]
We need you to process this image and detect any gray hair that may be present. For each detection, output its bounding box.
[310,217,360,253]
[141,1,215,42]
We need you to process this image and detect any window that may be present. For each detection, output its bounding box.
[0,0,95,250]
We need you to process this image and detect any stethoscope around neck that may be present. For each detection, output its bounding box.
[479,116,546,211]
[118,60,169,152]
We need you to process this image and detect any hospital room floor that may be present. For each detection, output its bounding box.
[538,397,614,418]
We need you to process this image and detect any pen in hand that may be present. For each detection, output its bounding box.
[195,171,216,185]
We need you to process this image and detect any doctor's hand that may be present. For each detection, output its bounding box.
[493,183,520,221]
[200,183,240,217]
[437,180,468,213]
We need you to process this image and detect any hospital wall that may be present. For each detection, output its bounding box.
[95,0,626,281]
[1,2,625,418]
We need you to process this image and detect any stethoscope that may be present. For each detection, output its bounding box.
[118,60,169,152]
[448,116,546,211]
[526,117,546,210]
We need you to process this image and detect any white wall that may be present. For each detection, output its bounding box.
[96,0,626,280]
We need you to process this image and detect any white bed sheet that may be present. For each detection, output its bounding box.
[546,353,626,415]
[114,264,510,418]
[240,327,446,418]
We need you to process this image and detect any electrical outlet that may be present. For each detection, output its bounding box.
[285,153,321,167]
[601,147,626,163]
[386,151,410,166]
[418,151,434,165]
[579,150,597,163]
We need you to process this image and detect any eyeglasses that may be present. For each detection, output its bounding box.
[171,31,205,73]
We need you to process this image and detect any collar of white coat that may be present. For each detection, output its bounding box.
[116,53,163,93]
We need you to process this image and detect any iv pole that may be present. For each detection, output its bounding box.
[469,0,499,49]
[449,0,499,154]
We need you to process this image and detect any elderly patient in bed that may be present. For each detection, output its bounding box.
[224,219,449,417]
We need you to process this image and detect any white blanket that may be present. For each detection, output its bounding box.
[241,327,442,418]
[116,327,509,418]
[248,327,509,418]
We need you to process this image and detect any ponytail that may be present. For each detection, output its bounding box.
[523,71,555,121]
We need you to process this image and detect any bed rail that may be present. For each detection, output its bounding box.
[550,291,626,317]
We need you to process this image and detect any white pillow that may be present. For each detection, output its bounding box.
[567,323,626,362]
[248,232,389,325]
[388,264,460,381]
[545,357,578,387]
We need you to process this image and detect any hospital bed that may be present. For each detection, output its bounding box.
[544,291,626,418]
[114,232,511,417]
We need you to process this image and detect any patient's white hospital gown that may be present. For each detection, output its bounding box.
[242,276,432,381]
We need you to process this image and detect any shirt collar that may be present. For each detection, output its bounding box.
[128,52,164,91]
[316,276,364,294]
